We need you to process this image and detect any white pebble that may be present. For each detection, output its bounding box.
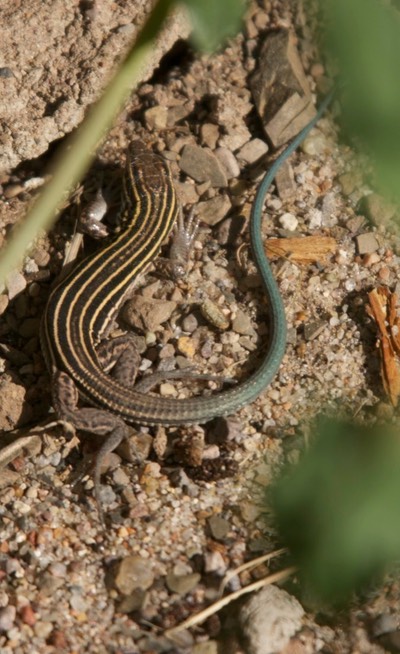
[23,258,39,274]
[139,358,153,372]
[268,197,282,211]
[301,131,329,156]
[344,279,356,292]
[279,212,298,231]
[13,501,31,515]
[308,209,322,229]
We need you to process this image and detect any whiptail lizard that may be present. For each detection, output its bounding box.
[40,91,334,516]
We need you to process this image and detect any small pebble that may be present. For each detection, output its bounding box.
[346,215,365,233]
[0,605,16,632]
[144,105,168,130]
[344,279,356,292]
[113,556,154,595]
[4,184,24,199]
[363,252,381,268]
[372,613,398,637]
[362,192,397,226]
[167,103,192,126]
[338,171,363,196]
[378,266,391,282]
[159,343,175,359]
[179,144,227,187]
[275,160,296,200]
[0,67,14,78]
[46,630,69,649]
[310,62,325,78]
[236,137,268,164]
[31,247,50,267]
[214,147,240,179]
[219,122,252,151]
[200,123,219,149]
[207,515,230,540]
[239,585,304,654]
[201,299,230,330]
[123,297,177,332]
[23,257,39,274]
[48,563,67,578]
[279,212,298,231]
[355,232,379,255]
[70,593,88,613]
[196,195,232,226]
[182,313,198,333]
[159,382,178,397]
[20,604,36,626]
[308,208,322,229]
[202,445,220,459]
[304,319,327,341]
[204,551,227,575]
[117,590,147,614]
[5,271,26,300]
[23,176,46,191]
[169,468,199,497]
[200,340,214,359]
[13,500,31,515]
[301,131,330,156]
[166,572,201,595]
[112,468,130,486]
[177,335,196,358]
[175,180,198,205]
[33,620,53,639]
[232,309,255,336]
[145,332,157,346]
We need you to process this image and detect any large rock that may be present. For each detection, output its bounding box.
[0,1,190,172]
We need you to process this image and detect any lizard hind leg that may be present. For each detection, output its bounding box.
[51,369,130,523]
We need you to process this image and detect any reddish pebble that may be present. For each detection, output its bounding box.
[310,62,325,78]
[319,179,332,192]
[362,252,380,267]
[20,604,36,626]
[10,456,25,472]
[27,531,38,547]
[47,629,68,649]
[378,266,391,282]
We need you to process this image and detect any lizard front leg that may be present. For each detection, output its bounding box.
[95,333,141,386]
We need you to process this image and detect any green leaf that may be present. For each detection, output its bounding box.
[182,0,245,52]
[320,0,400,202]
[271,417,400,605]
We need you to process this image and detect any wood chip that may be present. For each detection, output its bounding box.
[367,287,400,406]
[265,235,336,264]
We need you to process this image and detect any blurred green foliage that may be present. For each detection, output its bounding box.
[273,0,400,608]
[320,0,400,201]
[271,417,400,604]
[184,0,245,51]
